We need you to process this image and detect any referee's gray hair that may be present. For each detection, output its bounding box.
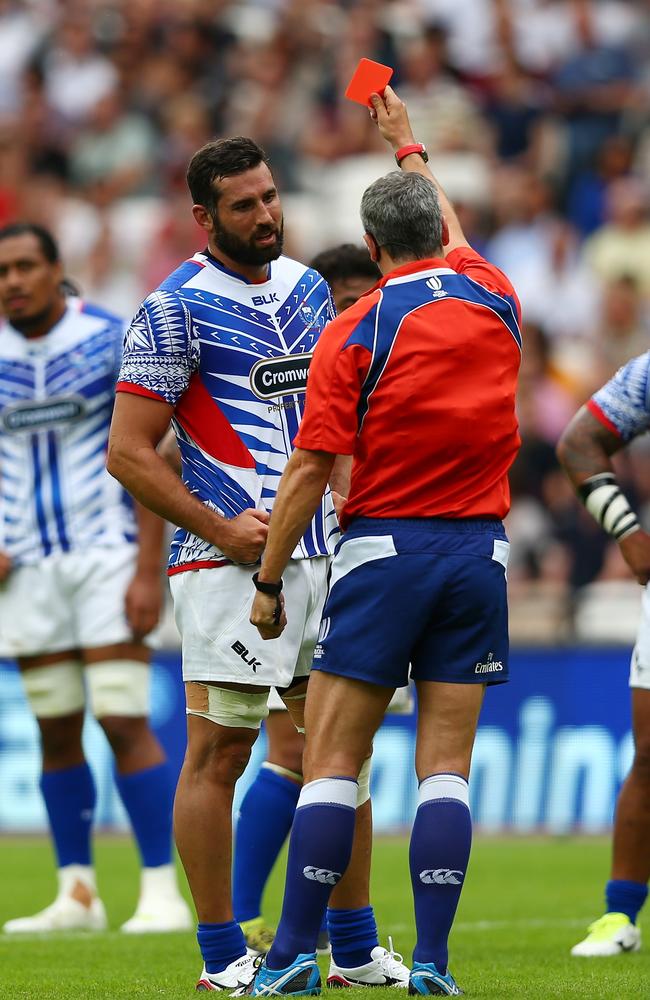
[360,171,444,261]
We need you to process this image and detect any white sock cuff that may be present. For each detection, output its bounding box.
[418,773,469,809]
[297,777,358,810]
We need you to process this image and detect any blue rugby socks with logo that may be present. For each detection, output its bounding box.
[266,777,358,970]
[409,773,472,973]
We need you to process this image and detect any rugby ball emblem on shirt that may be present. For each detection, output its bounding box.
[250,353,313,400]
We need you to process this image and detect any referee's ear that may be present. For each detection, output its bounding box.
[363,233,380,263]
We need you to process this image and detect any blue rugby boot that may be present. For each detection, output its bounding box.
[408,962,463,996]
[247,953,321,996]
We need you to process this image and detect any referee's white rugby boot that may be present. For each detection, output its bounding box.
[120,864,193,933]
[327,940,410,988]
[570,912,641,956]
[3,865,107,934]
[196,953,258,991]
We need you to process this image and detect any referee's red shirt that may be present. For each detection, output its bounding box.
[294,247,522,530]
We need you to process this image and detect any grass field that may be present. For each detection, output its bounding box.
[0,835,648,999]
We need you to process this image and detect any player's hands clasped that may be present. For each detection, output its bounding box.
[217,508,270,565]
[0,550,11,582]
[369,85,415,150]
[125,569,163,638]
[250,590,287,640]
[619,529,650,585]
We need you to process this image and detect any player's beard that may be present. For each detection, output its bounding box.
[211,214,285,266]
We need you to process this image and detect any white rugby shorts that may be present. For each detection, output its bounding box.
[0,544,139,658]
[630,584,650,691]
[170,557,329,687]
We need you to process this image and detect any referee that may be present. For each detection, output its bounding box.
[249,86,522,997]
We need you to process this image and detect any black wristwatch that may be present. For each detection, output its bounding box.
[252,572,283,595]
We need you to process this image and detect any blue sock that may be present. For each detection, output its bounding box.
[409,774,472,973]
[267,777,358,970]
[328,906,379,968]
[233,764,301,922]
[114,761,174,868]
[197,920,248,974]
[40,763,95,867]
[606,879,648,924]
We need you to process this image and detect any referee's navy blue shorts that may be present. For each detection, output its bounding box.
[312,517,510,688]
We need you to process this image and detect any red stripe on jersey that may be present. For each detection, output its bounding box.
[167,559,230,576]
[175,373,256,468]
[586,399,622,438]
[116,381,168,403]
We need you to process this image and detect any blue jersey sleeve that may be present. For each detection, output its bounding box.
[590,352,650,442]
[118,290,199,405]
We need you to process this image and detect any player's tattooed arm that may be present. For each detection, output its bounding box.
[556,405,623,487]
[557,405,650,585]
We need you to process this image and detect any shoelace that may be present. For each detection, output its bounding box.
[378,936,405,975]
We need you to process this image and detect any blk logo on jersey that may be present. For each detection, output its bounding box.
[250,353,313,400]
[252,292,280,306]
[303,866,341,885]
[1,396,86,433]
[419,869,464,885]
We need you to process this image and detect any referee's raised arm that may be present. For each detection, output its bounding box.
[369,85,470,255]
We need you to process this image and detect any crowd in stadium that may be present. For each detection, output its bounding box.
[1,0,650,638]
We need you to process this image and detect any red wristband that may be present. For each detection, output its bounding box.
[395,142,429,165]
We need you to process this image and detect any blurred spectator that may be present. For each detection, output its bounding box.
[42,11,119,126]
[583,178,650,297]
[69,88,159,205]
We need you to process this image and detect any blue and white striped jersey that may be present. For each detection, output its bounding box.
[0,299,136,565]
[589,352,650,442]
[117,251,338,574]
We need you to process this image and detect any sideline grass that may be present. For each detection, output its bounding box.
[0,835,648,998]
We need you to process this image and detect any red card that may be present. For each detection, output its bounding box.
[344,58,393,107]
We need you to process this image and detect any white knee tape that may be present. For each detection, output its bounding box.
[21,661,85,718]
[85,660,150,718]
[263,761,303,783]
[357,756,372,807]
[186,683,269,730]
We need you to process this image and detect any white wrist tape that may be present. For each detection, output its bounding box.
[579,473,639,541]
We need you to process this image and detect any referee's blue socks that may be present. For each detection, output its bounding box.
[409,773,472,974]
[233,763,302,923]
[266,777,358,970]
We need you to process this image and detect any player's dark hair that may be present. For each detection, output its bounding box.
[0,222,60,263]
[309,244,380,285]
[187,137,270,211]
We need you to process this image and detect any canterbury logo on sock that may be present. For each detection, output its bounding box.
[303,866,341,885]
[419,868,464,885]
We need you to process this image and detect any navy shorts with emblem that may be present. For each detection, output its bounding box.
[312,517,510,688]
